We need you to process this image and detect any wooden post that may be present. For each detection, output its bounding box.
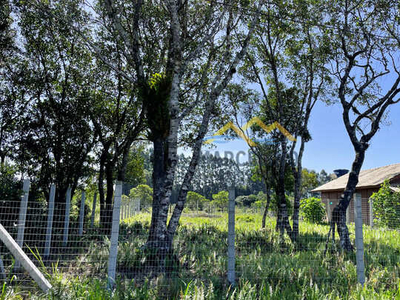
[107,182,122,290]
[91,192,97,228]
[63,187,72,247]
[15,179,30,270]
[0,224,52,293]
[354,193,365,286]
[44,184,56,258]
[346,204,350,224]
[227,187,235,286]
[78,191,86,236]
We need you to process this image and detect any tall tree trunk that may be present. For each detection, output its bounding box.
[291,141,305,241]
[275,140,293,240]
[332,148,365,251]
[98,152,106,228]
[261,190,271,229]
[103,161,115,234]
[147,138,170,250]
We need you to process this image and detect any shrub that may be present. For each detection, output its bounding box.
[236,194,258,207]
[370,179,400,229]
[211,191,229,210]
[300,197,325,224]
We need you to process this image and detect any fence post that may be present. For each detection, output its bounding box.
[227,187,235,286]
[107,182,122,290]
[63,187,72,247]
[44,184,56,259]
[91,192,97,228]
[0,224,52,292]
[354,193,365,286]
[15,179,30,270]
[78,191,86,236]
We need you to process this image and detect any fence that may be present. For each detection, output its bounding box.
[1,182,400,298]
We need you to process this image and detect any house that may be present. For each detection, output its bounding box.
[312,163,400,226]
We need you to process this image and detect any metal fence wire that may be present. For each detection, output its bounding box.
[1,181,400,298]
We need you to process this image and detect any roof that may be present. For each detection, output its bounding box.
[312,163,400,192]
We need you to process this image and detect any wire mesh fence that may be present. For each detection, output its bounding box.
[1,182,400,298]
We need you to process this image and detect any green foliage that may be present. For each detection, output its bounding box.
[370,179,400,229]
[0,163,21,200]
[129,184,153,207]
[186,191,209,211]
[125,146,147,187]
[211,190,229,210]
[300,197,326,224]
[143,73,172,140]
[269,193,293,216]
[301,169,319,196]
[235,194,257,207]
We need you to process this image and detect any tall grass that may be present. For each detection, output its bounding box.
[2,210,400,299]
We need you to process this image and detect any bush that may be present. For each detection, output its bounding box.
[370,179,400,229]
[236,195,258,207]
[300,197,325,224]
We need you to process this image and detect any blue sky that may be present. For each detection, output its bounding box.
[199,100,400,174]
[303,101,400,173]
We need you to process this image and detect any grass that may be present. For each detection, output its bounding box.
[2,210,400,299]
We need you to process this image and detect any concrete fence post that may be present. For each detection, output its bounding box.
[63,187,72,247]
[354,193,365,286]
[44,184,56,258]
[15,179,30,270]
[0,224,52,292]
[227,187,235,286]
[107,182,122,290]
[78,191,86,236]
[91,192,97,228]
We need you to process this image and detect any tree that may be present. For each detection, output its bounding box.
[237,0,330,241]
[301,169,319,197]
[326,0,400,250]
[0,0,23,165]
[186,191,208,211]
[212,191,229,211]
[124,145,147,187]
[0,163,21,200]
[370,180,400,229]
[12,1,95,203]
[82,0,265,253]
[129,184,153,208]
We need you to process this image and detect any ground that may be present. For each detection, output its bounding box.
[2,210,400,299]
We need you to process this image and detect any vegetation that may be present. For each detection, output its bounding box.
[300,197,326,224]
[129,184,153,208]
[2,211,400,299]
[371,180,400,229]
[2,0,400,296]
